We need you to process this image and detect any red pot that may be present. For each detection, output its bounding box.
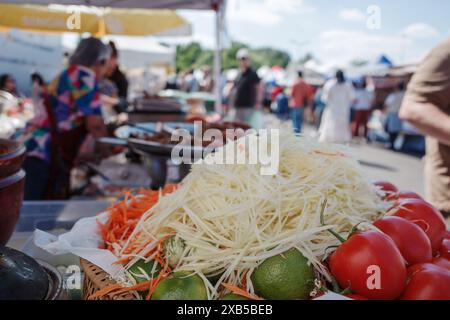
[0,139,26,179]
[0,170,25,245]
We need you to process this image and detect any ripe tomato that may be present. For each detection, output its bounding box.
[374,181,398,194]
[444,230,450,240]
[391,199,446,252]
[329,230,407,300]
[439,239,450,260]
[407,262,444,277]
[432,257,450,271]
[374,216,432,265]
[401,267,450,300]
[385,191,422,202]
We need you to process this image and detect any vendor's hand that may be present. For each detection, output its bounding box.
[117,113,129,125]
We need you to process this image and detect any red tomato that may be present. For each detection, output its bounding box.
[407,262,444,277]
[329,231,407,300]
[345,294,368,300]
[401,267,450,300]
[373,216,432,265]
[432,257,450,271]
[444,230,450,240]
[391,199,446,252]
[385,191,423,202]
[374,181,398,194]
[439,239,450,260]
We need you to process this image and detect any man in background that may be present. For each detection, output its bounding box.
[352,78,373,139]
[230,49,263,123]
[107,41,128,113]
[400,38,450,217]
[289,71,313,133]
[384,82,406,149]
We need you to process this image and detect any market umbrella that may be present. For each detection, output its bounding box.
[0,0,218,10]
[0,3,191,36]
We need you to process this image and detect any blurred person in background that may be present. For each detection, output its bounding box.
[99,41,121,123]
[289,71,313,133]
[230,48,263,123]
[351,78,373,139]
[274,86,289,121]
[28,72,47,125]
[0,74,26,118]
[20,37,110,200]
[313,84,326,128]
[384,82,406,149]
[399,38,450,217]
[270,84,283,105]
[31,72,45,102]
[199,66,214,92]
[106,41,128,113]
[319,70,355,143]
[0,74,24,98]
[182,68,199,93]
[165,73,179,90]
[222,77,235,113]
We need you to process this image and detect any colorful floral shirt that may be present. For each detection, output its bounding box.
[22,64,101,163]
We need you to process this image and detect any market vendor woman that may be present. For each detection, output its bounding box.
[21,37,110,200]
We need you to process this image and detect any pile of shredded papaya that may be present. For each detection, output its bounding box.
[97,184,178,255]
[90,184,262,300]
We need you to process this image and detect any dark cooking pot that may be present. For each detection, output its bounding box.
[0,170,25,245]
[0,247,66,300]
[0,139,26,179]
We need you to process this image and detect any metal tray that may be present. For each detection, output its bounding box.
[127,137,207,159]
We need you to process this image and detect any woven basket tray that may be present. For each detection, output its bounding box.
[80,258,136,300]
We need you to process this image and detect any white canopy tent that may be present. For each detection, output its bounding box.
[0,0,226,112]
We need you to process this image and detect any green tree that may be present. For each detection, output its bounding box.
[250,47,291,69]
[176,42,202,72]
[175,41,291,72]
[193,50,214,69]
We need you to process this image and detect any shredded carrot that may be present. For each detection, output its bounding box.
[112,257,133,265]
[145,267,170,300]
[90,185,179,300]
[97,184,177,254]
[221,283,263,300]
[88,284,122,300]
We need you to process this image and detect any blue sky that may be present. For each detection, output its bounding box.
[176,0,450,66]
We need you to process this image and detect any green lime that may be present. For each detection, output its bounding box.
[128,259,161,284]
[251,248,315,300]
[152,271,208,300]
[220,294,249,300]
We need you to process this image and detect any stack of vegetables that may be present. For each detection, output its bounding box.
[89,132,450,300]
